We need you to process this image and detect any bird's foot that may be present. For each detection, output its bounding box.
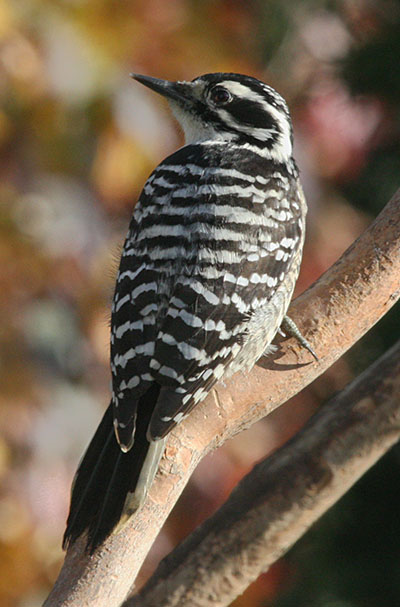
[280,315,319,361]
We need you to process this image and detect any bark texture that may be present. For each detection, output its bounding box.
[128,340,400,607]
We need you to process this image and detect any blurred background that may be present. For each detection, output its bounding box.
[0,0,399,605]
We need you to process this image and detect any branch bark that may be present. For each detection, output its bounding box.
[127,339,400,607]
[44,189,400,607]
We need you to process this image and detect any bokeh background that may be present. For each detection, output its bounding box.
[0,1,399,605]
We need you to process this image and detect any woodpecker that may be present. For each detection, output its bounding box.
[63,72,316,552]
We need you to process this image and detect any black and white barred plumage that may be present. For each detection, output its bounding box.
[64,73,309,551]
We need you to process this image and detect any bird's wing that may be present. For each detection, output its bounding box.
[147,180,305,440]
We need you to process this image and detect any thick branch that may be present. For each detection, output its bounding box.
[128,339,400,607]
[44,190,400,607]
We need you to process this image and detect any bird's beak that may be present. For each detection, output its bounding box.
[130,74,191,106]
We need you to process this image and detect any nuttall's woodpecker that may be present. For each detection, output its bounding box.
[63,72,316,552]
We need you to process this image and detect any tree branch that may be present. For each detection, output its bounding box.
[127,339,400,607]
[44,189,400,607]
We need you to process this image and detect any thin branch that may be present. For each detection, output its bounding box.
[128,339,400,607]
[44,189,400,607]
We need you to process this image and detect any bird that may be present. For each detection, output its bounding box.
[63,72,316,552]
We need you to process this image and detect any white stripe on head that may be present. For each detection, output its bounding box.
[215,81,292,160]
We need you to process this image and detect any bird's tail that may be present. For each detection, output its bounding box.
[63,384,165,553]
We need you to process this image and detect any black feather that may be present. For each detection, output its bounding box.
[63,383,160,553]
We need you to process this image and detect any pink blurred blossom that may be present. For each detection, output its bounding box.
[300,82,383,179]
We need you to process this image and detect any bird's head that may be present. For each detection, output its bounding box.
[131,72,293,162]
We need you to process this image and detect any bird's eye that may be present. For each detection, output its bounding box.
[209,86,232,105]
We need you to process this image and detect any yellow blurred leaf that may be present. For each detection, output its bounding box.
[91,128,152,208]
[0,0,13,39]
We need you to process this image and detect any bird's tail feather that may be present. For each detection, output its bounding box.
[63,384,162,553]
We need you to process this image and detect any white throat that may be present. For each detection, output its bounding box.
[169,101,236,145]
